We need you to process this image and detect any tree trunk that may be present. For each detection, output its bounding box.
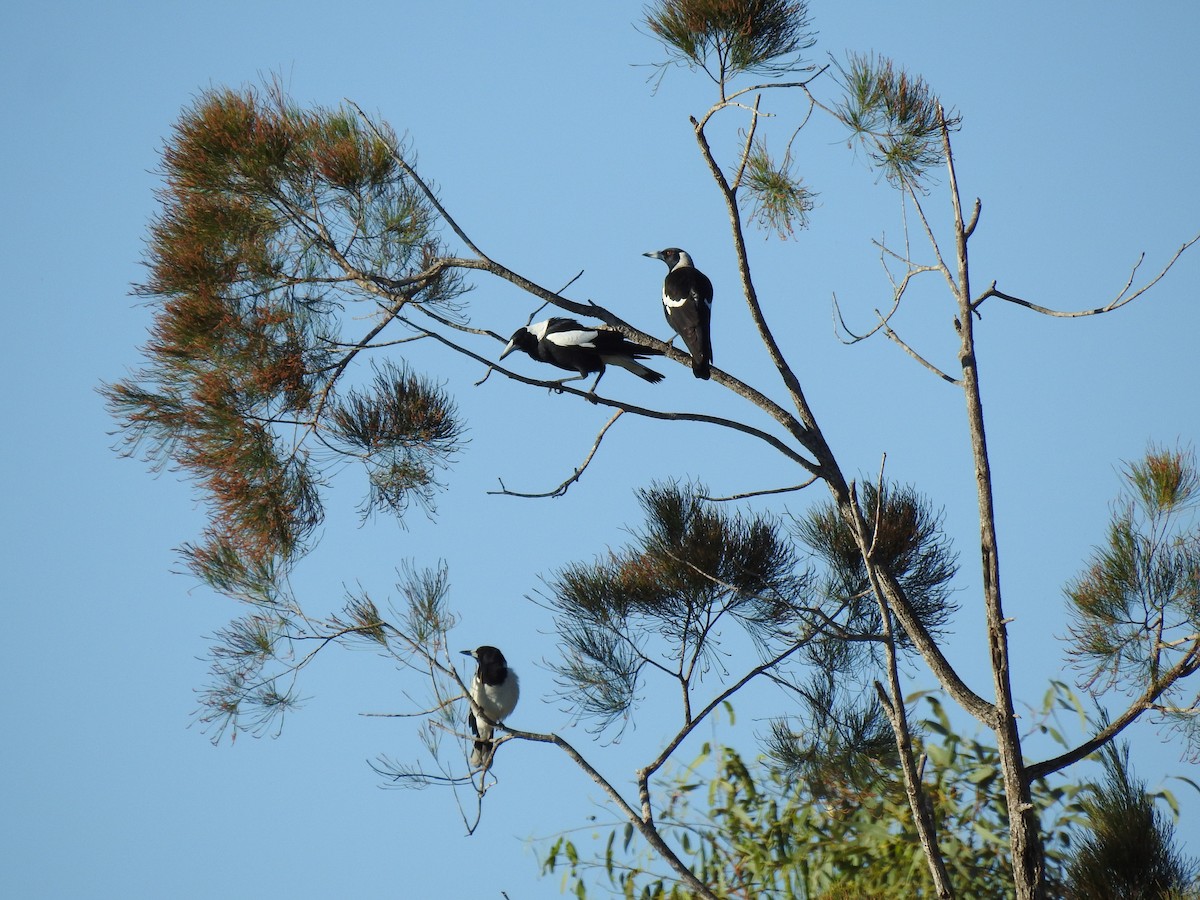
[941,109,1045,899]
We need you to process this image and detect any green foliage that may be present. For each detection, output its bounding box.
[328,361,463,518]
[195,561,458,743]
[794,480,959,650]
[546,478,958,754]
[740,138,814,238]
[1127,448,1200,512]
[1065,742,1200,899]
[545,695,1088,899]
[763,675,896,802]
[104,81,465,583]
[833,53,957,188]
[1065,447,1200,756]
[394,561,457,647]
[196,612,302,740]
[645,0,816,82]
[547,481,813,732]
[178,530,285,606]
[103,81,474,741]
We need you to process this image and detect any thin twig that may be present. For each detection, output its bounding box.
[972,232,1200,316]
[699,478,818,502]
[489,411,625,498]
[730,94,763,193]
[349,100,490,261]
[500,725,722,900]
[876,313,960,384]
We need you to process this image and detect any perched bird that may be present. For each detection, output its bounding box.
[643,248,714,379]
[499,317,664,392]
[461,645,520,769]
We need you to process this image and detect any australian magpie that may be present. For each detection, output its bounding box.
[499,317,664,392]
[643,248,714,379]
[461,645,520,770]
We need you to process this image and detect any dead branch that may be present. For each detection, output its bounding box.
[972,232,1200,316]
[833,235,939,345]
[877,312,960,384]
[490,411,624,498]
[699,478,818,502]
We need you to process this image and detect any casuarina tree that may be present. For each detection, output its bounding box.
[105,2,1200,897]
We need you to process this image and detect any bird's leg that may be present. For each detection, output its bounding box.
[546,372,588,394]
[586,369,606,401]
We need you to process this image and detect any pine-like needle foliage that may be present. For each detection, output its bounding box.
[1065,743,1199,899]
[104,82,465,585]
[834,53,958,188]
[546,481,812,732]
[645,0,817,83]
[765,673,897,801]
[328,362,463,519]
[794,480,959,650]
[1065,447,1200,756]
[741,137,814,238]
[194,562,457,742]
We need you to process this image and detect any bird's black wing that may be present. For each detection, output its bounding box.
[540,323,603,375]
[663,270,714,377]
[590,329,663,359]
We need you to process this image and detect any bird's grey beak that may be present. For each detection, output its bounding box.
[499,340,516,360]
[643,251,663,261]
[460,649,476,658]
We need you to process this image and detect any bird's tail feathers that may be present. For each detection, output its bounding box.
[470,740,493,769]
[469,714,496,769]
[606,356,665,383]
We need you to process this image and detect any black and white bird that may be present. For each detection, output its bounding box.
[643,248,714,379]
[461,645,520,769]
[499,317,664,392]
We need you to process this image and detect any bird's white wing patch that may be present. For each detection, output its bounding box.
[546,329,598,348]
[662,290,687,309]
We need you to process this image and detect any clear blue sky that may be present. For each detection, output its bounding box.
[3,2,1198,897]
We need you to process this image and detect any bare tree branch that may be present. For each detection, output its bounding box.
[690,113,818,439]
[1026,640,1200,780]
[392,312,821,473]
[699,478,818,502]
[877,312,960,384]
[931,102,1044,899]
[730,93,763,193]
[349,100,491,261]
[499,725,722,900]
[972,232,1200,316]
[489,411,625,498]
[833,237,939,346]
